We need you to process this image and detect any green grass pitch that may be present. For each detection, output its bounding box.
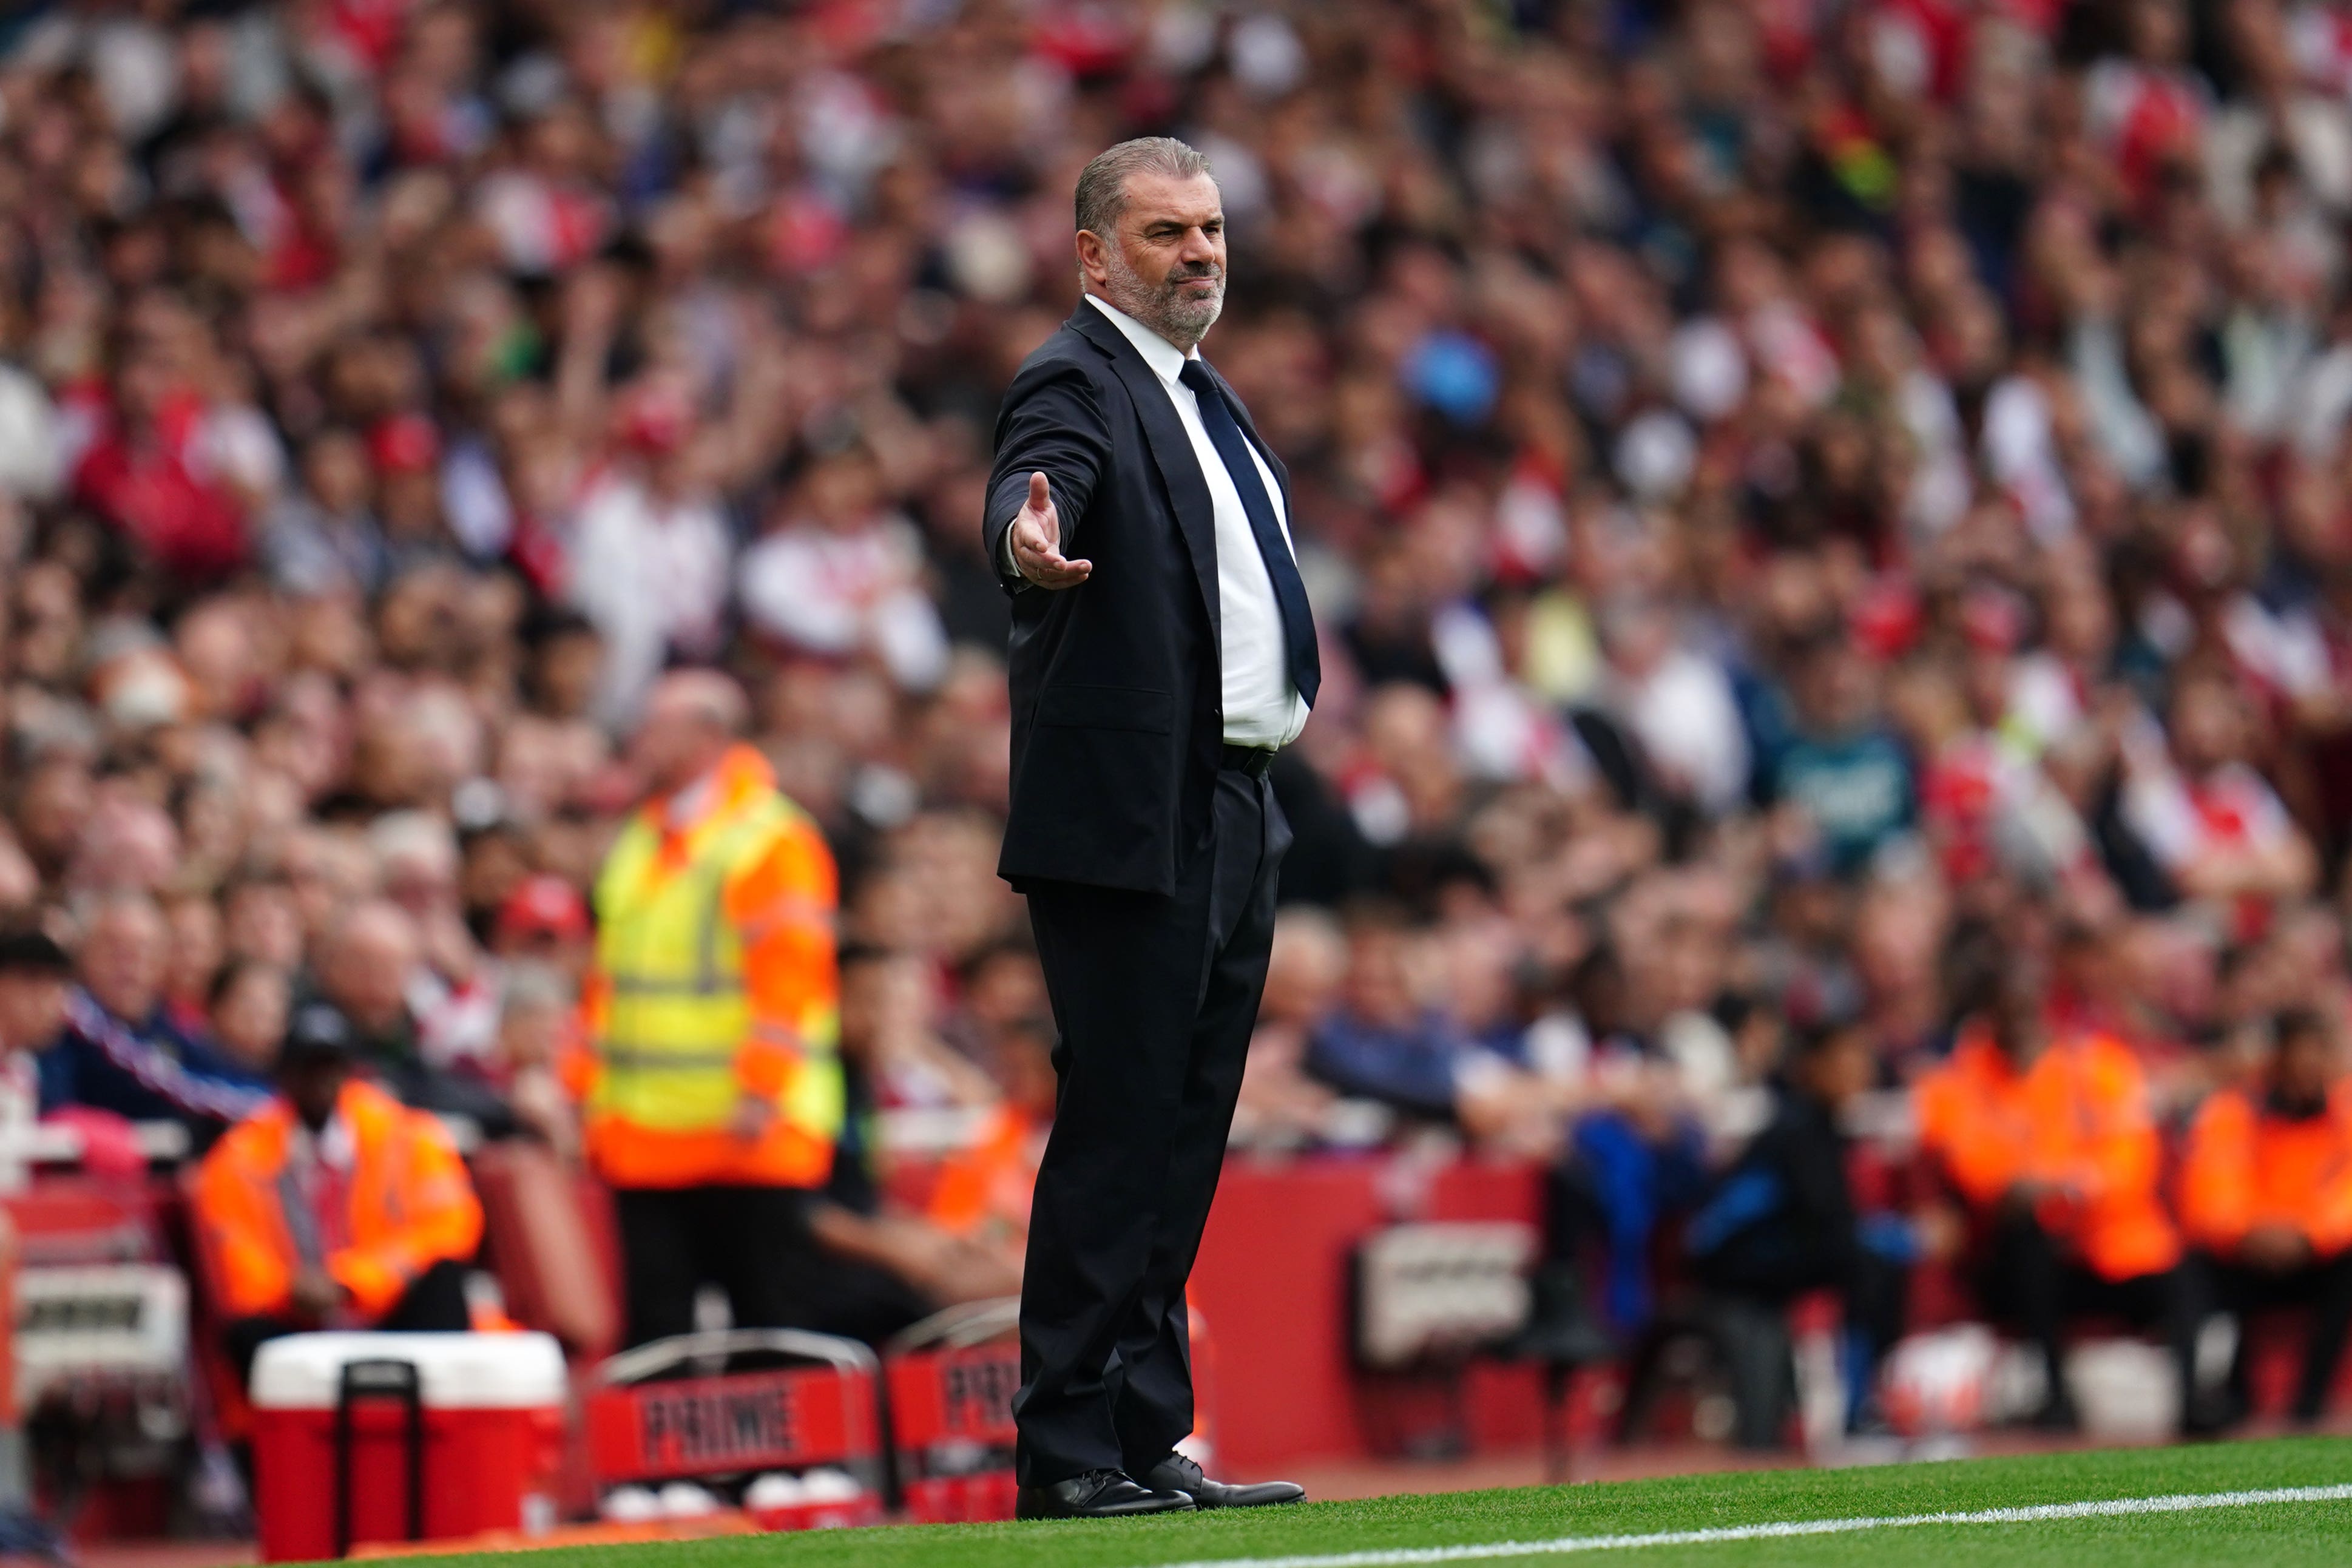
[419,1436,2352,1568]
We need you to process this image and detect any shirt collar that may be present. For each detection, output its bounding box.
[665,762,723,830]
[289,1110,355,1172]
[1086,294,1197,388]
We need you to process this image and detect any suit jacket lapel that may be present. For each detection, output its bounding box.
[1067,305,1220,640]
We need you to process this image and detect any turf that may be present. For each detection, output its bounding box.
[410,1436,2352,1568]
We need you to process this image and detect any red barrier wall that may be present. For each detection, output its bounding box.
[1189,1154,1549,1471]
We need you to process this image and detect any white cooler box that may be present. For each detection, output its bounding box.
[249,1331,567,1561]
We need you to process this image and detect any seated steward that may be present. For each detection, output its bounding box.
[2179,1008,2352,1424]
[192,1002,482,1384]
[1916,942,2211,1434]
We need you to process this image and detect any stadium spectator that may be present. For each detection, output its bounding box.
[220,874,306,974]
[836,943,996,1112]
[2122,661,2319,923]
[0,931,73,1126]
[490,962,579,1160]
[1759,635,1918,877]
[207,959,291,1078]
[0,935,67,1544]
[1548,955,1711,1336]
[1686,1018,1927,1446]
[39,893,266,1140]
[490,873,593,985]
[2178,1007,2352,1425]
[939,935,1053,1070]
[1304,903,1470,1123]
[1595,598,1750,820]
[372,809,499,1069]
[192,1002,482,1385]
[310,898,518,1138]
[563,382,737,728]
[739,444,951,692]
[160,889,227,1038]
[1233,908,1353,1151]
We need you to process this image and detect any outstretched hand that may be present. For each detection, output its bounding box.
[1009,471,1091,589]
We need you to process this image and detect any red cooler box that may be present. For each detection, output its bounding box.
[249,1331,567,1561]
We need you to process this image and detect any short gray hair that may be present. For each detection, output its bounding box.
[1074,137,1215,239]
[500,961,575,1019]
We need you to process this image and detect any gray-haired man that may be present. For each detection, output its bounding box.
[983,138,1313,1520]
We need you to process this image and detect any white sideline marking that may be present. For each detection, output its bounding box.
[1135,1482,2352,1567]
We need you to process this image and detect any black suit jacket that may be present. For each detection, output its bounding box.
[982,302,1293,895]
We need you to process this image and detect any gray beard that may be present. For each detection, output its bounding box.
[1100,248,1224,348]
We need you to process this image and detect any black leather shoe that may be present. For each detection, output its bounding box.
[1015,1470,1195,1520]
[1141,1453,1305,1509]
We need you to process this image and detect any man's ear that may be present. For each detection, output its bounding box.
[1075,229,1110,289]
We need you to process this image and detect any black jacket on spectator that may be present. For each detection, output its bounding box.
[1688,1083,1856,1300]
[299,989,521,1142]
[982,304,1280,895]
[39,995,266,1146]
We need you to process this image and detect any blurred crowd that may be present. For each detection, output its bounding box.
[4,0,2352,1404]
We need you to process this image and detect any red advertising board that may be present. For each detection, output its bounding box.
[584,1366,877,1482]
[884,1345,1020,1448]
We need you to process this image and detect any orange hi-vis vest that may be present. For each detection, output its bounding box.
[2180,1081,2352,1258]
[192,1078,483,1322]
[925,1106,1043,1250]
[575,745,841,1190]
[1916,1026,2181,1282]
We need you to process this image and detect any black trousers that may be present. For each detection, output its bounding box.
[612,1183,930,1349]
[225,1257,473,1386]
[1982,1209,2199,1416]
[1014,768,1286,1485]
[2194,1247,2352,1419]
[1702,1247,1910,1441]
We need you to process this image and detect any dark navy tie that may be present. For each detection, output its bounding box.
[1178,359,1320,709]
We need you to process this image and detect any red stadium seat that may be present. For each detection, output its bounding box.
[472,1142,621,1362]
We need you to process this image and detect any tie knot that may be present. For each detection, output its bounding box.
[1178,359,1216,396]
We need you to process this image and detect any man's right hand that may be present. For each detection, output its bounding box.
[728,1092,779,1144]
[290,1267,343,1320]
[2241,1222,2311,1274]
[1999,1177,2076,1217]
[1008,471,1091,589]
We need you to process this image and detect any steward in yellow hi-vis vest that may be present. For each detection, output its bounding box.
[581,741,840,1186]
[570,674,845,1345]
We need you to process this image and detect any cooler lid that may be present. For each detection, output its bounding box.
[251,1331,567,1410]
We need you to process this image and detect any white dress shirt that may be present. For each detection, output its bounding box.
[1005,295,1309,749]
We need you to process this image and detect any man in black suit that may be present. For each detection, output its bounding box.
[983,138,1314,1521]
